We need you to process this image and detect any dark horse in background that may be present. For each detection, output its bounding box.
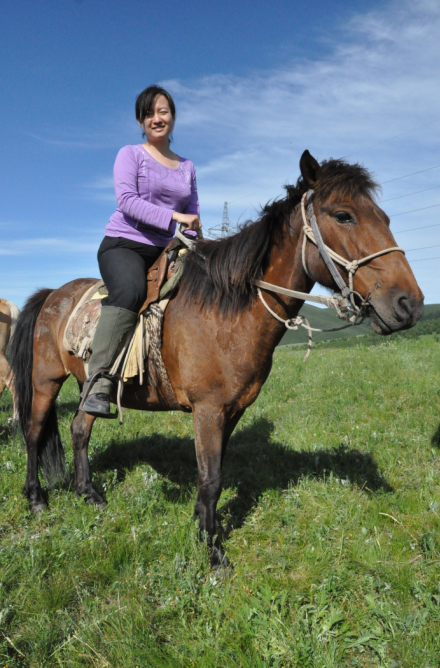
[10,151,423,569]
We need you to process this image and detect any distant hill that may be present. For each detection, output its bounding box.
[278,302,440,346]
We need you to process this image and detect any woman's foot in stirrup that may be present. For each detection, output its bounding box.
[82,392,113,418]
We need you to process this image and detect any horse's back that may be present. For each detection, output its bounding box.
[37,279,99,324]
[33,278,100,382]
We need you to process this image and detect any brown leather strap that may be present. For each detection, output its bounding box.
[306,190,350,298]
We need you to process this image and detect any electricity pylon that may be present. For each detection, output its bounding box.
[221,202,230,237]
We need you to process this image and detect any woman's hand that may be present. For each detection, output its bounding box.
[172,212,202,232]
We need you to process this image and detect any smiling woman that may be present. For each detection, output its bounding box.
[81,85,202,418]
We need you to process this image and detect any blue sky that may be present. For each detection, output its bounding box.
[1,0,440,306]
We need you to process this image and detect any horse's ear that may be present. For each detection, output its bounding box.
[300,150,321,187]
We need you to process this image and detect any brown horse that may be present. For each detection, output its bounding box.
[10,151,424,569]
[0,298,19,420]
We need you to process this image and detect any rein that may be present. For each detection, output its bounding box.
[253,189,406,359]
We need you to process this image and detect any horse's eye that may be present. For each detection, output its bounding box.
[334,211,355,224]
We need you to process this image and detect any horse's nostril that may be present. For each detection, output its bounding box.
[393,292,414,322]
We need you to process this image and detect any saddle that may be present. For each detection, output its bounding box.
[141,237,182,313]
[64,229,199,421]
[63,236,187,369]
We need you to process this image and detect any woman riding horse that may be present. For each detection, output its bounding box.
[82,85,202,417]
[10,150,424,568]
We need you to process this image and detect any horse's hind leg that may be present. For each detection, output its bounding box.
[0,354,9,401]
[26,384,61,513]
[6,373,18,422]
[0,356,18,421]
[70,410,105,507]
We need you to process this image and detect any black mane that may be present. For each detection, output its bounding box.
[179,158,379,316]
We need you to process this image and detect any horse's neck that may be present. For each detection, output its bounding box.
[248,207,314,350]
[264,208,313,307]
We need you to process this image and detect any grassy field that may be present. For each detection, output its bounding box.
[1,335,440,667]
[279,303,372,346]
[279,302,440,347]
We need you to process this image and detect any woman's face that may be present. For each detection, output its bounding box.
[141,94,174,143]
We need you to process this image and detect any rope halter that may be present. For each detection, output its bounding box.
[300,189,405,314]
[253,189,406,359]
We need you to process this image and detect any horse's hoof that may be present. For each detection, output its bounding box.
[210,546,232,577]
[30,501,48,515]
[212,563,233,579]
[84,491,106,508]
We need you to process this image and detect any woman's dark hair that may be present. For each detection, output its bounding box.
[135,85,176,124]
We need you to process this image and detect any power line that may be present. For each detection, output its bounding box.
[204,162,440,229]
[409,255,440,263]
[406,243,440,253]
[382,163,440,184]
[382,184,440,203]
[391,202,440,217]
[341,117,440,160]
[395,222,440,235]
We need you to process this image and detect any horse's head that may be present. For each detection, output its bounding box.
[299,150,424,334]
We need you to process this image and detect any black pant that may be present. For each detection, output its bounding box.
[98,236,164,312]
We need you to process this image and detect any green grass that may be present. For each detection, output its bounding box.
[279,303,372,345]
[1,336,440,666]
[279,302,440,347]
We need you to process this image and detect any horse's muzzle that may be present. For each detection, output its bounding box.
[368,290,424,335]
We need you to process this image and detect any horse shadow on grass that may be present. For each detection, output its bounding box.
[89,417,393,534]
[431,423,440,448]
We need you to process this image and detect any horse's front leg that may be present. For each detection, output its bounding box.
[193,409,244,520]
[70,410,105,507]
[193,402,229,570]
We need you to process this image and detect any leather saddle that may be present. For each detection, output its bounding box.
[140,237,182,314]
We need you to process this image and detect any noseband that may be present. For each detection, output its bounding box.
[253,189,406,351]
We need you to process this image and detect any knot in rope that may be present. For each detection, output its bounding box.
[285,316,303,330]
[344,260,359,275]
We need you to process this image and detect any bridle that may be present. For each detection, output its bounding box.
[253,189,405,350]
[175,191,406,357]
[300,189,405,310]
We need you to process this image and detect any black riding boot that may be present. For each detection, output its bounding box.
[81,305,137,418]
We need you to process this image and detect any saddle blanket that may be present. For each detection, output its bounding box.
[62,281,149,382]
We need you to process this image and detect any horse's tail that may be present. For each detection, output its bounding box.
[9,288,66,484]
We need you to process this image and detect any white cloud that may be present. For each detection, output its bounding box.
[153,0,440,300]
[18,0,440,304]
[0,237,99,256]
[160,2,440,214]
[27,132,117,150]
[83,176,116,202]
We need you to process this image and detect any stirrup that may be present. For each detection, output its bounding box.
[78,368,121,419]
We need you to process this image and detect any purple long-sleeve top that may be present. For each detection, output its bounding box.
[105,144,200,247]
